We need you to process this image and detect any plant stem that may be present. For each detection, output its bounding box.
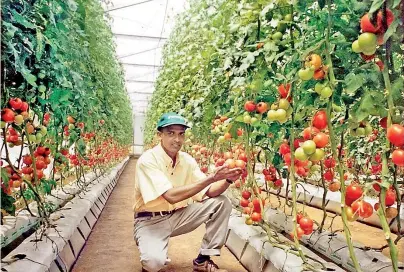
[324,0,361,270]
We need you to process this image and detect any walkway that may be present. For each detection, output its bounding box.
[72,158,246,272]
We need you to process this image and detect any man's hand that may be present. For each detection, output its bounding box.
[209,165,242,183]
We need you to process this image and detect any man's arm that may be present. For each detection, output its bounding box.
[162,166,241,204]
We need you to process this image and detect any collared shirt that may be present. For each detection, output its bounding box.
[133,143,210,212]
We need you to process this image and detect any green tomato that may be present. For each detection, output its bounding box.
[286,106,293,117]
[298,68,314,81]
[302,140,316,155]
[358,33,377,52]
[314,83,324,94]
[40,126,47,135]
[14,115,24,125]
[267,110,277,121]
[251,117,259,124]
[214,127,221,134]
[68,123,75,130]
[278,99,290,110]
[0,121,6,128]
[38,85,46,93]
[295,147,308,161]
[320,86,333,99]
[284,14,293,21]
[362,47,377,56]
[217,136,225,143]
[243,115,252,124]
[28,134,36,143]
[309,149,325,162]
[38,72,46,79]
[364,124,372,135]
[275,109,287,120]
[351,40,362,53]
[356,127,365,136]
[277,22,287,33]
[272,32,283,41]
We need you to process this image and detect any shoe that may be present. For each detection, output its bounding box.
[193,259,228,272]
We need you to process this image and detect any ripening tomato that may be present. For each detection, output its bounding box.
[244,101,256,112]
[360,13,382,33]
[278,83,291,98]
[291,226,305,239]
[313,132,329,148]
[279,143,291,155]
[283,153,291,166]
[351,200,373,218]
[235,159,246,169]
[302,127,320,140]
[238,153,248,162]
[328,182,341,192]
[225,159,236,169]
[240,198,250,207]
[305,54,322,71]
[251,212,262,222]
[256,102,268,114]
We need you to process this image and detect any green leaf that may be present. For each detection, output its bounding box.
[354,91,386,121]
[344,73,364,95]
[383,19,399,44]
[21,69,38,87]
[393,0,401,8]
[11,10,36,29]
[0,191,16,216]
[36,29,44,61]
[369,0,384,14]
[391,77,404,105]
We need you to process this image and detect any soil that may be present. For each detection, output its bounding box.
[71,159,246,272]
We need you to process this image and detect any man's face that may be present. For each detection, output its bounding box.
[158,125,186,155]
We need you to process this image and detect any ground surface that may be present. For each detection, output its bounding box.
[72,159,246,272]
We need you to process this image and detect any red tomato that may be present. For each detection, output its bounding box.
[387,124,404,146]
[323,170,334,181]
[283,153,291,166]
[312,110,328,130]
[299,217,314,230]
[252,198,261,213]
[279,143,291,155]
[384,189,396,206]
[324,158,336,168]
[242,190,251,199]
[346,185,363,202]
[240,198,250,207]
[291,226,305,240]
[379,117,387,129]
[392,149,404,167]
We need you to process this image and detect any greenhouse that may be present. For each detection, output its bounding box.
[1,0,403,271]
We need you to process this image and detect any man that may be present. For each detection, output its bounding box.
[134,112,242,272]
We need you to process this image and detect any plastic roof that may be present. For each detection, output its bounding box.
[103,0,188,116]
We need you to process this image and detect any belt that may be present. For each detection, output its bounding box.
[135,210,175,218]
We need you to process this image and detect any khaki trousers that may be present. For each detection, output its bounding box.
[133,195,232,272]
